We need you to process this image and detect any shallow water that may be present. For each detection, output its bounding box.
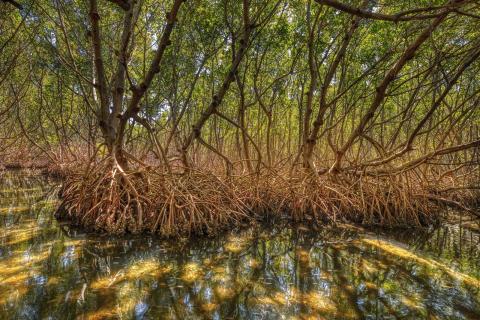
[0,171,479,319]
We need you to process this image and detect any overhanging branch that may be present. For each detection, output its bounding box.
[106,0,130,11]
[1,0,23,10]
[314,0,459,22]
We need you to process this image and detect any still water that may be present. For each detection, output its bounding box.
[0,171,479,319]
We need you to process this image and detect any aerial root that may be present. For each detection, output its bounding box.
[58,157,250,236]
[57,160,479,236]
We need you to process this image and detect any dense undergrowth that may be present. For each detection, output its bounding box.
[52,158,479,237]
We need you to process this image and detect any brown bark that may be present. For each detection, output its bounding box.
[363,41,480,169]
[329,6,454,173]
[302,3,364,172]
[181,0,252,169]
[301,2,320,172]
[314,0,462,22]
[87,0,184,169]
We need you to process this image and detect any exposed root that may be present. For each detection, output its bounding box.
[238,173,446,227]
[58,157,250,236]
[57,159,479,236]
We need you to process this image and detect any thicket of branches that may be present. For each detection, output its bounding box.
[1,0,479,235]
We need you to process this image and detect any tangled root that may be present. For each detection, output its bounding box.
[231,171,465,227]
[57,159,478,236]
[284,175,440,226]
[147,170,250,236]
[59,158,250,236]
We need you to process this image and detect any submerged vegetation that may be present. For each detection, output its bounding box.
[1,0,480,235]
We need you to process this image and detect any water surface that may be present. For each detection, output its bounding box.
[0,171,479,319]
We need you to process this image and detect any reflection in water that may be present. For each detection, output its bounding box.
[0,171,479,319]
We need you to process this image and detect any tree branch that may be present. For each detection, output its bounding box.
[314,0,463,22]
[1,0,23,10]
[106,0,130,11]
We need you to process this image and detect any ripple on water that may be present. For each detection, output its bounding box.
[0,171,479,319]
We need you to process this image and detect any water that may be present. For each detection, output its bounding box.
[0,171,479,319]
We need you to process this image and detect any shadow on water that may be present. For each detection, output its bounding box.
[0,171,479,319]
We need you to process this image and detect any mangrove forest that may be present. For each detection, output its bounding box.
[0,0,480,318]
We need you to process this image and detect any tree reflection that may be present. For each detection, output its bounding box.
[0,172,479,319]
